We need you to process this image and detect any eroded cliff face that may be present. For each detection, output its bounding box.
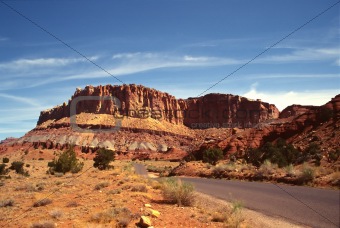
[184,94,279,128]
[38,84,187,125]
[37,84,279,128]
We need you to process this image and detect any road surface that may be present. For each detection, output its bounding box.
[133,163,339,227]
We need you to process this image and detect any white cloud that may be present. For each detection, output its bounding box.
[112,52,142,59]
[241,73,340,80]
[0,56,99,71]
[0,93,42,107]
[257,47,340,63]
[243,87,339,111]
[0,37,8,42]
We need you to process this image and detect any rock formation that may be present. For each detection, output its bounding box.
[38,84,279,128]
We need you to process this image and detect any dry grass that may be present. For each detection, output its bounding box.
[30,221,55,228]
[0,159,237,227]
[33,198,52,207]
[0,199,14,207]
[94,182,109,190]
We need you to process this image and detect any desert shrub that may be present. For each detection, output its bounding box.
[0,163,8,175]
[15,183,36,192]
[211,165,226,178]
[108,189,121,194]
[299,164,315,184]
[131,184,148,192]
[49,209,63,219]
[0,199,14,207]
[284,164,296,177]
[9,161,24,173]
[48,147,84,174]
[93,148,115,170]
[245,147,263,167]
[184,152,197,162]
[202,148,224,165]
[9,161,29,176]
[212,209,229,223]
[33,198,52,207]
[66,201,79,207]
[26,164,31,168]
[30,221,55,228]
[303,143,322,166]
[90,207,132,224]
[245,139,299,167]
[257,160,277,176]
[94,182,109,190]
[38,158,44,161]
[160,177,195,206]
[2,157,9,163]
[328,148,340,162]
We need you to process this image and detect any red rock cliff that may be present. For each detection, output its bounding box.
[37,84,279,128]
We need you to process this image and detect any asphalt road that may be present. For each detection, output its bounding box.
[133,164,340,227]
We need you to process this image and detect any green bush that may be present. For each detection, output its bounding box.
[202,148,224,165]
[328,149,340,162]
[2,157,9,163]
[303,143,322,166]
[160,177,195,206]
[245,139,299,167]
[48,147,84,174]
[0,164,8,175]
[9,161,29,176]
[299,164,315,184]
[93,149,115,170]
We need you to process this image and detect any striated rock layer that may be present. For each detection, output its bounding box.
[38,84,279,128]
[1,84,338,161]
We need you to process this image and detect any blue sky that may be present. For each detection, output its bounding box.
[0,0,339,140]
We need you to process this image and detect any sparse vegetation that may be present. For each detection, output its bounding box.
[90,207,132,225]
[0,199,14,207]
[2,157,9,163]
[9,161,29,176]
[202,148,224,165]
[94,182,109,190]
[93,148,115,170]
[0,163,8,175]
[245,139,300,167]
[33,198,52,207]
[30,221,55,228]
[47,147,84,174]
[256,160,277,176]
[328,148,340,162]
[161,177,195,206]
[131,184,148,192]
[299,163,315,184]
[49,209,63,219]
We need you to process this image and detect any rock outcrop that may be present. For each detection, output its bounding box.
[38,84,279,128]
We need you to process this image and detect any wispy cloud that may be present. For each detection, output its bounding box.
[241,73,340,80]
[0,36,8,42]
[0,49,339,91]
[0,93,42,107]
[0,56,99,71]
[257,47,340,63]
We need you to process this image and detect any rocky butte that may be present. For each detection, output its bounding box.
[0,84,338,161]
[38,84,279,128]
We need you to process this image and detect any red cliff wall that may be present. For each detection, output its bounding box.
[37,84,280,128]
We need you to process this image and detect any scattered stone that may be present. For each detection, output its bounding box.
[138,216,152,228]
